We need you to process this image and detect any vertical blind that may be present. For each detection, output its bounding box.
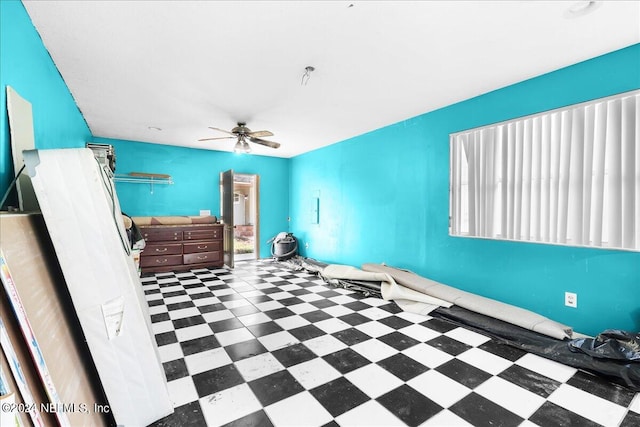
[450,90,639,251]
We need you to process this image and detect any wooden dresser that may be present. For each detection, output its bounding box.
[138,224,224,273]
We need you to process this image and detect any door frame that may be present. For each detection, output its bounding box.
[221,172,260,266]
[231,173,260,261]
[220,169,234,268]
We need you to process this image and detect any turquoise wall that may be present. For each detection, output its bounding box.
[290,44,640,336]
[0,0,91,207]
[94,137,290,259]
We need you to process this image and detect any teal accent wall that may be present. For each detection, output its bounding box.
[94,137,290,259]
[290,44,640,336]
[0,0,91,206]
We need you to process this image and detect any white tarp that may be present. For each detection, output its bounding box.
[24,148,172,426]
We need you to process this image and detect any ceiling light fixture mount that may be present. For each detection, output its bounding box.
[301,66,315,86]
[564,1,601,18]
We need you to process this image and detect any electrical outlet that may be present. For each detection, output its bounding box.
[305,242,309,249]
[565,292,577,308]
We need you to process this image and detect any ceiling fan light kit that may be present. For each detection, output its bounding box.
[233,136,252,154]
[199,122,281,154]
[233,139,243,153]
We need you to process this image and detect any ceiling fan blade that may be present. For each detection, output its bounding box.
[198,136,235,141]
[208,126,236,135]
[249,137,280,149]
[247,130,274,138]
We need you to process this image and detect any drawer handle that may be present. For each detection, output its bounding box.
[155,248,168,253]
[197,255,208,260]
[156,258,168,264]
[197,245,208,249]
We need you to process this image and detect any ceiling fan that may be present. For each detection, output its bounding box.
[198,122,281,153]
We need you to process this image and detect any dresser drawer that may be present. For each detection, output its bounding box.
[143,243,182,255]
[183,251,221,265]
[140,254,183,268]
[183,241,222,254]
[142,229,182,242]
[137,222,224,273]
[184,228,221,241]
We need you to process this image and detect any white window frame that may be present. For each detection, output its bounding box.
[450,90,639,252]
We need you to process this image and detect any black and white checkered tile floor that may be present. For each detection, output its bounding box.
[142,260,640,427]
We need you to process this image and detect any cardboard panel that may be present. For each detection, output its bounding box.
[0,213,110,426]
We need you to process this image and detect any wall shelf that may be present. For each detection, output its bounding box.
[114,172,173,193]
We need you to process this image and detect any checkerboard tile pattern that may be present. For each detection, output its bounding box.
[143,260,639,427]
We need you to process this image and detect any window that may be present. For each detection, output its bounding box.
[450,90,639,251]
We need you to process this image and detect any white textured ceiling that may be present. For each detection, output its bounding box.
[23,1,640,158]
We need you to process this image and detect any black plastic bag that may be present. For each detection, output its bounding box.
[568,330,640,362]
[430,307,640,390]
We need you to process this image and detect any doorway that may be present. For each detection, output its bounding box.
[220,171,260,266]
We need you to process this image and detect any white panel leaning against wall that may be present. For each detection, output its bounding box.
[449,90,639,251]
